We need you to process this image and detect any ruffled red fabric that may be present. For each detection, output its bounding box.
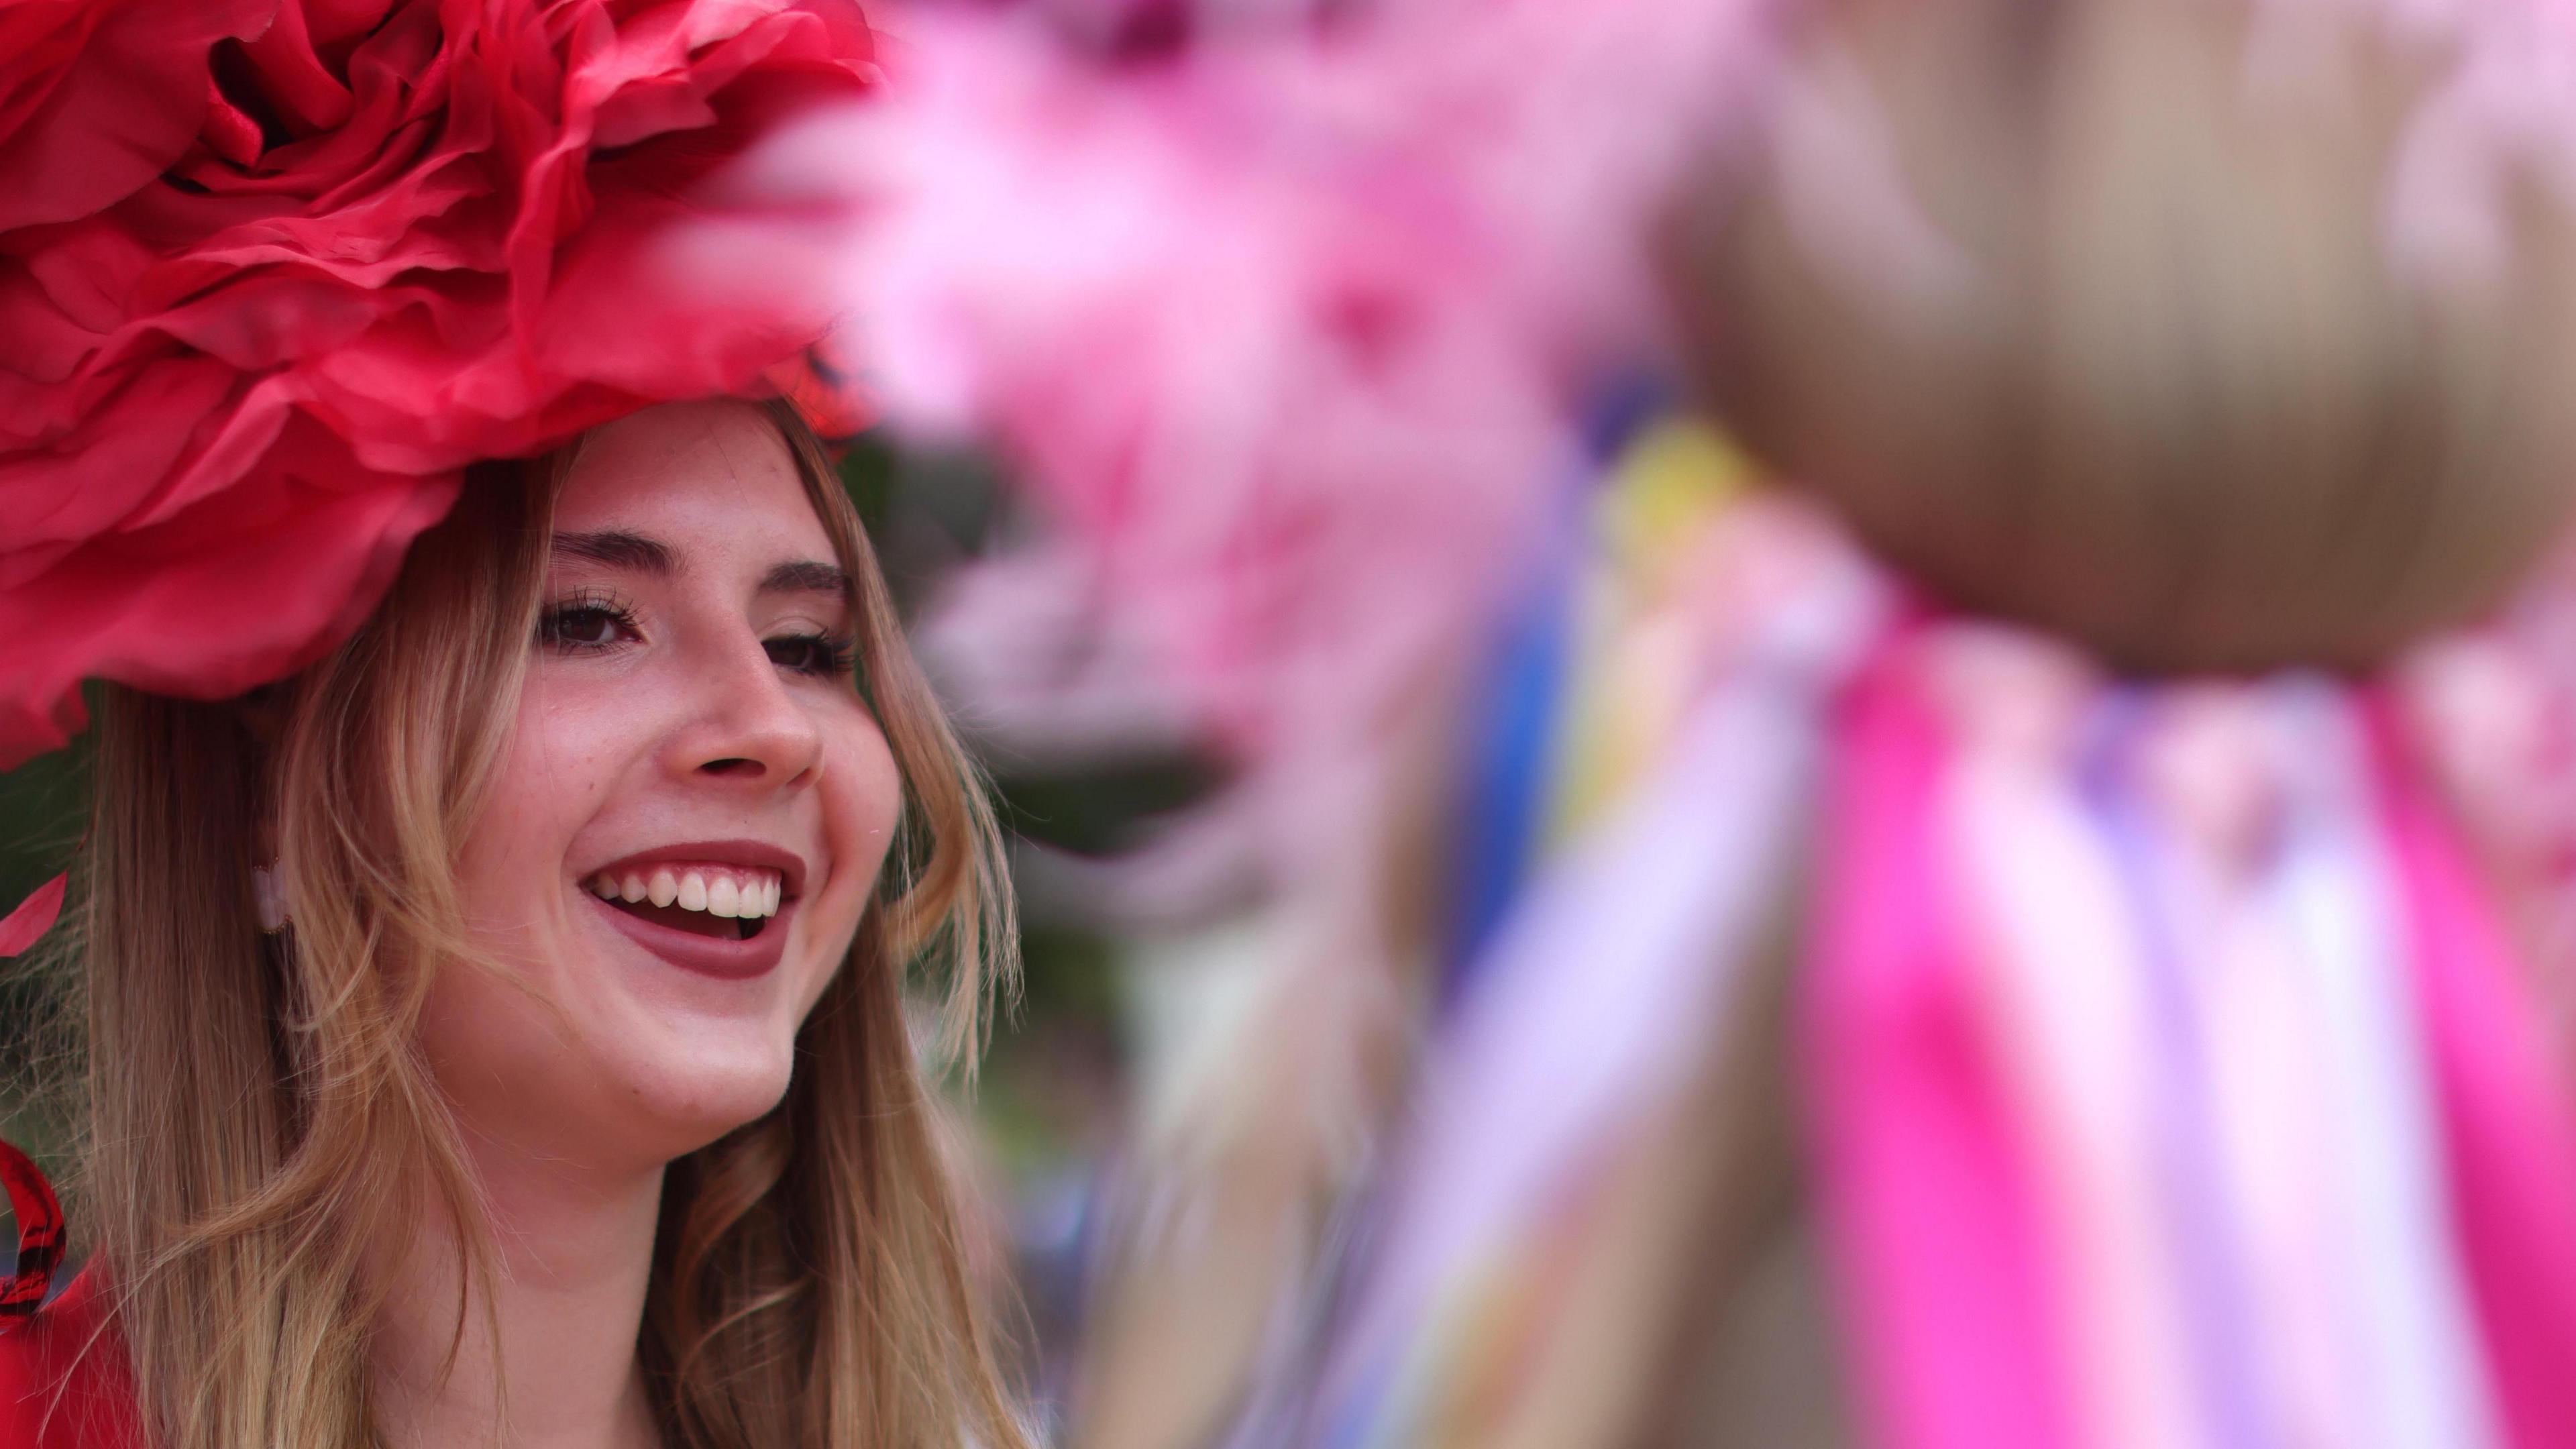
[0,0,879,768]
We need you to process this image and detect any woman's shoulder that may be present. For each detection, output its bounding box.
[0,1273,145,1449]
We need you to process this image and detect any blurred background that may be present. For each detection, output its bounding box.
[17,0,2576,1445]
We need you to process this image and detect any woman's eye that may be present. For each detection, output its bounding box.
[539,603,637,651]
[765,633,855,678]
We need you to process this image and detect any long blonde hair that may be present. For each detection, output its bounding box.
[70,401,1026,1449]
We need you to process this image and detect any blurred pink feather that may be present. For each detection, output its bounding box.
[671,0,2576,792]
[683,0,1781,776]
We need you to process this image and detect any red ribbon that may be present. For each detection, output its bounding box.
[0,1137,64,1322]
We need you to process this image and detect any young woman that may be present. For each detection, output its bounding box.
[0,2,1029,1446]
[3,399,1027,1449]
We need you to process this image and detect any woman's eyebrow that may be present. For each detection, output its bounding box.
[761,559,851,598]
[551,530,675,575]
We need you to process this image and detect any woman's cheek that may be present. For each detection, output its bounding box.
[835,729,904,863]
[806,726,903,959]
[529,674,650,787]
[457,689,621,953]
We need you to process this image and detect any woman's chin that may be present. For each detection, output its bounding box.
[592,1043,800,1161]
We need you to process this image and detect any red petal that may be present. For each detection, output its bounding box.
[0,0,273,232]
[202,79,266,168]
[0,873,66,959]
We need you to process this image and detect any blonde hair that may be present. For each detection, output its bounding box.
[70,400,1026,1449]
[1668,0,2576,672]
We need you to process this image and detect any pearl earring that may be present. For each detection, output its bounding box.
[252,864,288,934]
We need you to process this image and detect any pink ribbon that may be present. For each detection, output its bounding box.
[1805,640,2082,1449]
[2370,696,2576,1449]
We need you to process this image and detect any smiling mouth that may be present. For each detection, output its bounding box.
[586,866,786,943]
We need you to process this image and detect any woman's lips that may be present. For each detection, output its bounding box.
[578,842,810,979]
[585,888,793,980]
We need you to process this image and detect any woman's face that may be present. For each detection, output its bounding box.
[431,400,901,1175]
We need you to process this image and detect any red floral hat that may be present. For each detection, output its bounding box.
[0,0,880,775]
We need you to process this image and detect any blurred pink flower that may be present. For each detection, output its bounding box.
[688,0,1780,806]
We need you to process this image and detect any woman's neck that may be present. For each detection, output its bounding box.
[369,1146,667,1449]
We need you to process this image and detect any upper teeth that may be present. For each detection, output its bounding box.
[589,866,784,919]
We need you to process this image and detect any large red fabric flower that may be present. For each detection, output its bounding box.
[0,0,878,768]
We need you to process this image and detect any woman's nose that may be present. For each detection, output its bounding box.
[666,634,826,788]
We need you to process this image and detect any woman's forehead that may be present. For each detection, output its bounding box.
[554,400,835,563]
